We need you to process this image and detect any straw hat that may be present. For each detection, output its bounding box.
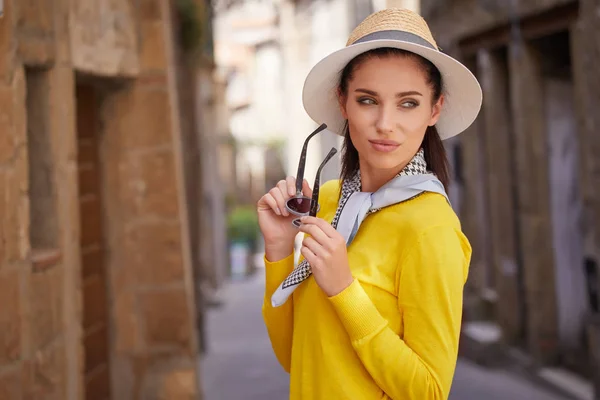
[302,8,482,140]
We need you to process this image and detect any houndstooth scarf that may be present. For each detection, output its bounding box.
[271,148,448,307]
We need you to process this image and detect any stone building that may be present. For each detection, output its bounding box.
[421,0,600,393]
[0,0,225,398]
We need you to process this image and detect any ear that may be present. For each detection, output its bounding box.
[337,88,348,120]
[428,94,444,126]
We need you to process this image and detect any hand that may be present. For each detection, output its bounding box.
[298,216,354,297]
[257,177,313,261]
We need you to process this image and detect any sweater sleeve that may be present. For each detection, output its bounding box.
[261,253,295,373]
[328,225,470,400]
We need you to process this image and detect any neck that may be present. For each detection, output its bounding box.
[359,159,408,192]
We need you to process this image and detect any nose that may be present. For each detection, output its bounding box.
[375,104,394,134]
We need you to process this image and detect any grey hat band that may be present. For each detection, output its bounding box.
[352,30,437,50]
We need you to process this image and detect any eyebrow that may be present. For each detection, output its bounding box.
[355,88,423,97]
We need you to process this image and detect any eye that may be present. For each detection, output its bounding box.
[357,97,376,105]
[400,100,419,108]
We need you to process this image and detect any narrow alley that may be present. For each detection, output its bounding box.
[200,268,570,400]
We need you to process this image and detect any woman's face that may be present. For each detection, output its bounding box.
[340,55,443,172]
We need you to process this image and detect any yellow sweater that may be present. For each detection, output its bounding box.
[262,179,471,400]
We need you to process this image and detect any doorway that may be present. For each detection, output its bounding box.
[537,30,588,372]
[76,84,111,399]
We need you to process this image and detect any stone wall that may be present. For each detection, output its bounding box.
[14,0,57,66]
[69,0,139,76]
[421,0,575,48]
[572,0,600,293]
[422,0,600,372]
[0,0,203,398]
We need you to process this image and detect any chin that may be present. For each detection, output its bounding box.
[363,154,407,171]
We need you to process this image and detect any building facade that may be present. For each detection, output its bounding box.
[0,0,219,398]
[421,0,600,388]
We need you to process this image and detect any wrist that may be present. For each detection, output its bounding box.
[265,242,294,263]
[325,275,355,297]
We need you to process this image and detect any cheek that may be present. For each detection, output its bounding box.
[346,100,383,123]
[403,108,434,130]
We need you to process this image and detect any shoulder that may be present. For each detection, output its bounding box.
[385,191,461,233]
[383,192,470,257]
[389,193,472,284]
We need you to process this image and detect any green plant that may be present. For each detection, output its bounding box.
[227,205,260,247]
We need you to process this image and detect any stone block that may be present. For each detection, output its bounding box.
[159,368,198,400]
[0,366,22,400]
[138,289,193,351]
[4,139,30,264]
[0,269,22,364]
[81,246,104,280]
[22,343,66,400]
[77,139,98,167]
[48,66,77,164]
[83,324,109,374]
[15,0,54,33]
[84,365,110,400]
[12,67,26,150]
[77,164,100,199]
[114,87,172,150]
[0,84,16,165]
[82,275,108,331]
[123,222,184,287]
[28,266,63,350]
[0,170,5,266]
[121,149,180,220]
[113,291,141,353]
[17,37,55,67]
[139,0,162,21]
[79,197,103,248]
[140,21,167,71]
[69,0,139,77]
[0,0,16,84]
[0,67,26,166]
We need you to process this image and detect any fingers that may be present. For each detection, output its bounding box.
[286,176,297,197]
[302,179,313,198]
[300,216,338,238]
[258,192,281,215]
[302,236,325,257]
[299,222,330,245]
[300,244,317,266]
[271,183,290,217]
[257,176,309,217]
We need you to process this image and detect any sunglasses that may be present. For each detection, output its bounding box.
[291,147,338,228]
[285,123,328,216]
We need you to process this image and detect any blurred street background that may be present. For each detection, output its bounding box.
[1,0,600,399]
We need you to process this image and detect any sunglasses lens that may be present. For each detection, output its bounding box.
[292,218,302,228]
[286,197,312,214]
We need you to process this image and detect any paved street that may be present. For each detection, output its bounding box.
[200,269,569,400]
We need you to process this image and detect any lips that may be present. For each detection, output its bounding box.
[368,139,400,153]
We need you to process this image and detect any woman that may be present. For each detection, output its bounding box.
[257,8,482,400]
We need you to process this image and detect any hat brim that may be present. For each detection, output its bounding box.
[301,39,483,140]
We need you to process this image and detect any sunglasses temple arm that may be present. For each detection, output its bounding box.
[295,123,328,194]
[309,147,338,216]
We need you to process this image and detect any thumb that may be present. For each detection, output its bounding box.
[302,179,313,198]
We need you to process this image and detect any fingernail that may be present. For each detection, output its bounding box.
[276,208,281,215]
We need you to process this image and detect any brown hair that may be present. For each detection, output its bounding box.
[337,47,450,193]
